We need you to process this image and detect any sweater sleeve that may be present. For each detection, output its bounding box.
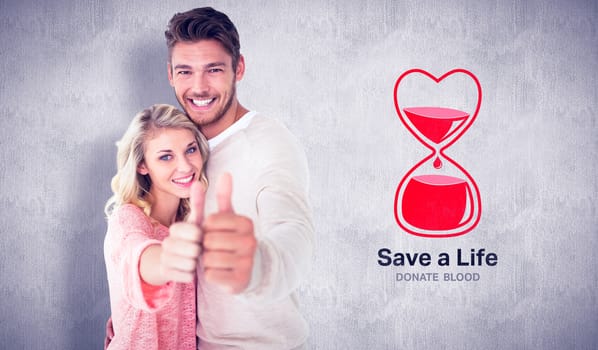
[241,126,314,302]
[106,204,175,311]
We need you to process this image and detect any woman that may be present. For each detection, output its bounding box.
[104,104,208,349]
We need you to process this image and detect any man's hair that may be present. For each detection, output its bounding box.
[165,7,241,69]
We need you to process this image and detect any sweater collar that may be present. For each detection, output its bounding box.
[207,111,257,150]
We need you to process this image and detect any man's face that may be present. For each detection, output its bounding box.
[168,40,244,139]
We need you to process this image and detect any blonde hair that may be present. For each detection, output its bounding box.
[105,104,209,221]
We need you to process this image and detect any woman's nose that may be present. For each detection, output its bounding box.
[177,156,193,172]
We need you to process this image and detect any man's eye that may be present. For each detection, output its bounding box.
[159,154,173,161]
[208,68,223,73]
[177,71,191,75]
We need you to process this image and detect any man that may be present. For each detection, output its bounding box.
[161,7,314,350]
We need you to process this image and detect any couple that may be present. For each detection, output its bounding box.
[103,7,313,350]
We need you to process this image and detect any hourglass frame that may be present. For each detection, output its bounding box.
[393,68,482,238]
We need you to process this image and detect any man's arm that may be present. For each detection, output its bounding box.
[201,132,314,301]
[244,182,314,301]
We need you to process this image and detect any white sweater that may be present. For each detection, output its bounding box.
[197,112,314,350]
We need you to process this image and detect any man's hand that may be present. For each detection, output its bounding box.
[202,173,257,294]
[160,180,205,283]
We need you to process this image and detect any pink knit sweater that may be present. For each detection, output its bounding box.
[104,204,196,349]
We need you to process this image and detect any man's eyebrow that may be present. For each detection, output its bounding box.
[205,62,226,68]
[173,62,227,70]
[173,64,193,70]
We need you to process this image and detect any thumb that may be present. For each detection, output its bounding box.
[187,180,206,225]
[216,172,234,213]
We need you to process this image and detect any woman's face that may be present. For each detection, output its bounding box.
[137,127,204,204]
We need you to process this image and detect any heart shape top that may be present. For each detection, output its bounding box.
[394,68,482,152]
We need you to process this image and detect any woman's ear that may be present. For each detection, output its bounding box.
[137,162,149,175]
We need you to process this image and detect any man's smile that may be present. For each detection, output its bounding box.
[188,97,216,108]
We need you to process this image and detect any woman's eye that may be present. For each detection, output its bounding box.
[159,154,172,161]
[187,146,197,154]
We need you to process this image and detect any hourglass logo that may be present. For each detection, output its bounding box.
[394,69,482,238]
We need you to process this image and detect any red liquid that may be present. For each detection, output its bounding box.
[402,175,469,230]
[403,107,468,144]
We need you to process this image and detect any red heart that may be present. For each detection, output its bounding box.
[394,68,482,153]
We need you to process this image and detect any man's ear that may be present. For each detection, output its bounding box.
[137,162,149,175]
[235,55,245,82]
[167,62,174,87]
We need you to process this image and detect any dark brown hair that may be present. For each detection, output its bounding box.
[165,7,241,69]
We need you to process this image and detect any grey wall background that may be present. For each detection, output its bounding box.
[1,0,596,349]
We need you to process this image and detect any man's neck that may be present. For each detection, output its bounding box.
[202,102,249,140]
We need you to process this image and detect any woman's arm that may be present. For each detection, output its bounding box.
[139,244,169,286]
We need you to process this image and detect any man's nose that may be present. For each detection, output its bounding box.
[191,73,208,94]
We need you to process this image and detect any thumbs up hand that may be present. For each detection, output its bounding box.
[160,180,205,283]
[216,171,234,213]
[188,177,206,225]
[202,173,257,294]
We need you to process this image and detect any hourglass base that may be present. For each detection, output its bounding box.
[402,174,469,231]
